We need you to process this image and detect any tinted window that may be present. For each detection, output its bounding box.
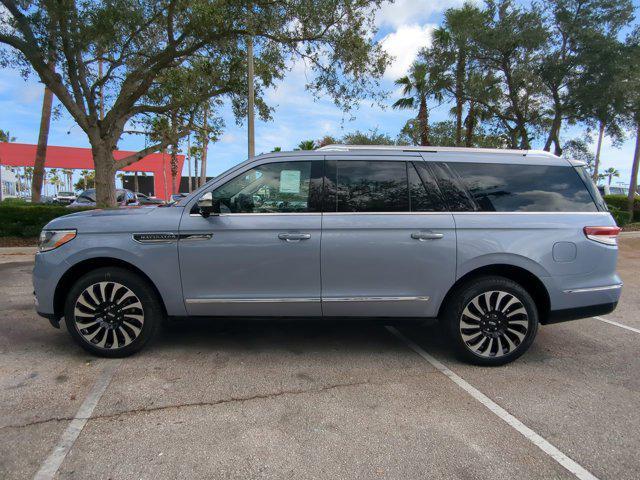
[575,166,606,211]
[449,162,598,212]
[430,162,475,211]
[334,161,408,212]
[409,162,446,211]
[212,161,317,213]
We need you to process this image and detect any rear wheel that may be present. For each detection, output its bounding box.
[64,267,162,357]
[443,276,539,366]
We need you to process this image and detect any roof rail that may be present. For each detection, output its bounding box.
[316,144,559,157]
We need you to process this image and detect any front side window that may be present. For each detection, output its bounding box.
[448,162,598,212]
[211,161,318,213]
[332,160,409,212]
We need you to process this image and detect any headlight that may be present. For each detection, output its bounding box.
[38,229,76,252]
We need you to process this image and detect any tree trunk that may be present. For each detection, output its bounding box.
[627,122,640,221]
[247,35,256,158]
[134,171,139,193]
[593,120,605,180]
[454,48,466,147]
[418,96,430,146]
[31,84,54,203]
[92,144,117,207]
[464,102,476,148]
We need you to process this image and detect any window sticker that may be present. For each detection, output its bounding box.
[280,170,301,193]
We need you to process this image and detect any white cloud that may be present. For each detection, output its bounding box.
[376,0,463,29]
[380,24,435,81]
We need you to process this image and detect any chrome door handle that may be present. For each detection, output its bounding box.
[411,232,444,241]
[278,233,311,242]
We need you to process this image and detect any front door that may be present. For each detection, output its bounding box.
[321,156,456,317]
[179,158,323,316]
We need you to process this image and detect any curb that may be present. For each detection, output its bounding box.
[0,247,38,255]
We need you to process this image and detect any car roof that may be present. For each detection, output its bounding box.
[247,145,581,166]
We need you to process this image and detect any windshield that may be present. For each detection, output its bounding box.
[77,189,96,202]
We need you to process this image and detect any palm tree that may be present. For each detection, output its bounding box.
[61,168,74,190]
[392,61,443,146]
[296,140,316,150]
[603,167,620,186]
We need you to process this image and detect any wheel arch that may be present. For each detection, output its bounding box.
[53,257,168,320]
[438,264,551,323]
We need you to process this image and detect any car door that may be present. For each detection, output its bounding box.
[178,157,324,316]
[321,155,456,317]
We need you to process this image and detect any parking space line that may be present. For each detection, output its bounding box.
[593,316,640,334]
[385,326,599,480]
[33,360,121,480]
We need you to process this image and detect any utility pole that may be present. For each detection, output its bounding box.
[247,35,255,158]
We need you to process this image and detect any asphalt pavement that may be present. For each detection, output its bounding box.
[0,239,638,479]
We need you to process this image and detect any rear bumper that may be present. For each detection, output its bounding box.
[544,302,618,325]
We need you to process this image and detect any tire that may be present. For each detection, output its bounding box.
[64,267,163,357]
[442,276,539,366]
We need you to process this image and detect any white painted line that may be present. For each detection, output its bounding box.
[386,326,599,480]
[593,316,640,334]
[33,360,121,480]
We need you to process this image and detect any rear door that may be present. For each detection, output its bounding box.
[320,155,456,317]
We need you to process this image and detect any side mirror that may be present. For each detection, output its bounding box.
[196,192,220,218]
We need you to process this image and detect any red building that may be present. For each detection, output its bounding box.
[0,142,184,200]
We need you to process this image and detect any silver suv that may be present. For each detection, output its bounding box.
[33,146,622,365]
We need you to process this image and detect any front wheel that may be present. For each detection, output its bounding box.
[443,276,539,366]
[64,267,162,357]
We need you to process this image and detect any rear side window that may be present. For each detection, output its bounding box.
[448,162,598,212]
[335,161,409,212]
[429,162,476,211]
[409,162,446,211]
[575,166,607,211]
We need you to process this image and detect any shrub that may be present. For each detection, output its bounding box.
[603,194,640,217]
[608,206,631,227]
[0,204,92,237]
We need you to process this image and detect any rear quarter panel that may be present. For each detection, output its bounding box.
[454,212,621,311]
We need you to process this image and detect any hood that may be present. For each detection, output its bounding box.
[45,205,184,233]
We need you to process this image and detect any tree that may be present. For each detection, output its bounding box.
[539,0,633,157]
[392,61,443,146]
[572,35,627,180]
[316,136,339,148]
[397,118,505,148]
[466,0,548,149]
[296,140,316,150]
[430,2,486,146]
[0,1,389,207]
[0,129,15,142]
[622,29,640,219]
[602,167,620,186]
[342,128,395,145]
[562,137,596,174]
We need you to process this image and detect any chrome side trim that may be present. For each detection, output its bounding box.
[189,212,321,217]
[322,296,430,302]
[179,233,213,241]
[185,297,321,304]
[132,233,178,244]
[563,284,623,294]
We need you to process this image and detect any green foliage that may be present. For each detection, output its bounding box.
[604,194,640,215]
[342,128,396,145]
[0,204,91,238]
[607,206,631,226]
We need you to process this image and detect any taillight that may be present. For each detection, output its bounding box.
[583,226,621,246]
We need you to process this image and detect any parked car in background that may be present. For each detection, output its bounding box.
[67,188,138,208]
[135,192,164,205]
[598,184,640,196]
[34,146,621,365]
[170,193,187,203]
[54,191,77,205]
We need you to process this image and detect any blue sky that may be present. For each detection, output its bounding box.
[0,0,638,190]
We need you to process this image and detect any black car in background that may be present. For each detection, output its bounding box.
[67,188,139,208]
